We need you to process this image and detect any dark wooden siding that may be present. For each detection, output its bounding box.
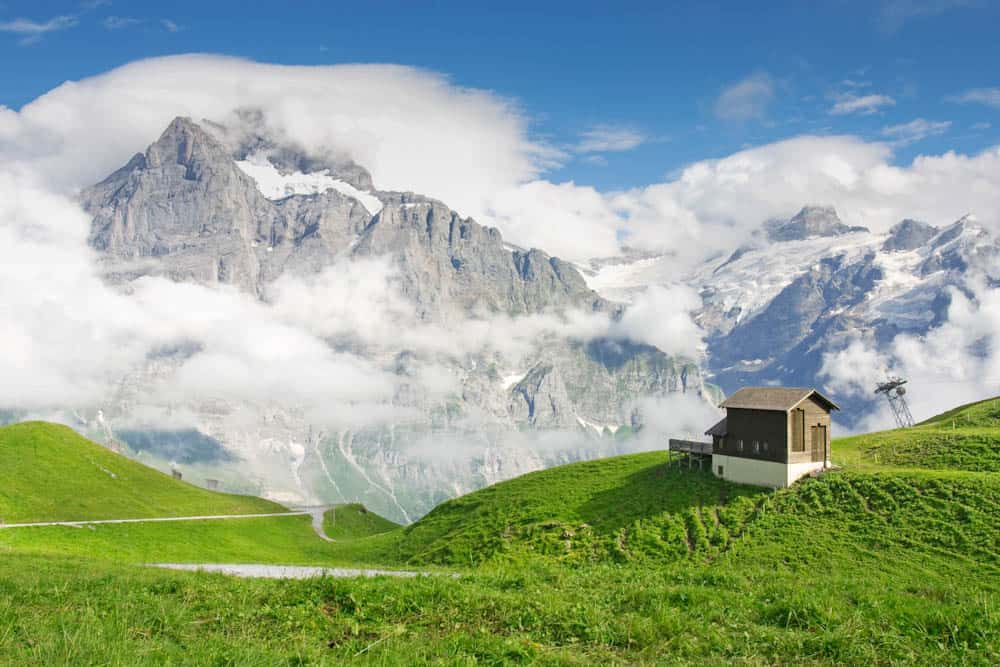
[714,408,788,463]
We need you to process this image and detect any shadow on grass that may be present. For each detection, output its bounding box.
[575,461,768,535]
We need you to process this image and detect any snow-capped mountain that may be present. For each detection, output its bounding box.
[73,115,704,522]
[586,206,999,423]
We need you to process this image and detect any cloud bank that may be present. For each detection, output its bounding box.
[5,54,999,271]
[2,54,551,223]
[2,53,999,437]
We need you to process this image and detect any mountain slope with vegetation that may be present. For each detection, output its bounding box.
[0,422,282,522]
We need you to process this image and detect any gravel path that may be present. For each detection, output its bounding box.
[0,511,311,529]
[149,563,437,579]
[1,506,337,542]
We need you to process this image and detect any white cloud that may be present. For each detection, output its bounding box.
[0,15,77,44]
[487,180,624,261]
[1,54,554,225]
[631,394,723,448]
[8,54,995,271]
[829,93,896,116]
[715,73,775,122]
[161,19,181,33]
[821,278,1000,430]
[879,0,982,32]
[514,135,1000,269]
[103,16,143,30]
[574,125,645,153]
[613,284,705,359]
[0,168,404,424]
[948,87,1000,109]
[881,118,951,145]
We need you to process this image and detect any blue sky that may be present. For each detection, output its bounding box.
[2,0,998,191]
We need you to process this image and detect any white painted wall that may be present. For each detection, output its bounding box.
[784,460,828,486]
[711,454,828,488]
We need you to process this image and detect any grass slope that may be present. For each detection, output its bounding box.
[2,468,996,664]
[834,396,1000,472]
[2,398,1000,664]
[0,422,282,522]
[346,452,768,566]
[323,503,400,540]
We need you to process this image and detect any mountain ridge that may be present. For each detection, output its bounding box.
[71,115,705,522]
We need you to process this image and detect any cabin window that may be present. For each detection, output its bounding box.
[737,439,744,452]
[753,440,760,453]
[763,441,769,452]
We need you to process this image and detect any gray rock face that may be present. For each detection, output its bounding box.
[84,117,372,296]
[354,192,606,321]
[766,205,869,242]
[882,219,939,252]
[86,118,273,292]
[84,117,605,321]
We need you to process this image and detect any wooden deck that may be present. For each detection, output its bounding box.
[668,439,714,456]
[667,439,714,470]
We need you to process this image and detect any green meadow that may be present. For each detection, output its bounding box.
[1,400,998,665]
[0,422,281,523]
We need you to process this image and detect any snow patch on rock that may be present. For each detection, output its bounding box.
[235,153,383,215]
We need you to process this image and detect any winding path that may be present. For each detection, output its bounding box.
[1,506,339,541]
[1,508,451,580]
[0,511,311,529]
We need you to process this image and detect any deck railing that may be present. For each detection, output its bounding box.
[667,439,714,456]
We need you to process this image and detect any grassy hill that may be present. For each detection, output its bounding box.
[323,503,400,540]
[0,422,282,522]
[337,452,769,566]
[834,396,1000,472]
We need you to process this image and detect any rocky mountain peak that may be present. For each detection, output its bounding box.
[205,107,375,191]
[146,116,231,174]
[766,205,869,242]
[882,219,939,252]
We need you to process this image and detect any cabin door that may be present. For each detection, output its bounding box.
[810,425,827,462]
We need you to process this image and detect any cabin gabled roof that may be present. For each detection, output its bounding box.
[719,387,840,412]
[704,417,727,437]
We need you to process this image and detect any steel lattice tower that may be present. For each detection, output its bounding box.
[875,377,914,428]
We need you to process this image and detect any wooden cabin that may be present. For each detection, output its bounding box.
[705,387,839,488]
